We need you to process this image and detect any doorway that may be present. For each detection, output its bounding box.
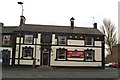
[42,47,49,66]
[2,50,10,65]
[43,53,48,65]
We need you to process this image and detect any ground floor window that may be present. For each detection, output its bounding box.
[22,47,33,59]
[85,49,94,61]
[56,49,67,60]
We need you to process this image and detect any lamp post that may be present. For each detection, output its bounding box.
[17,2,24,66]
[18,2,24,16]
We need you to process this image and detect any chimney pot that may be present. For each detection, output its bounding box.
[20,16,26,25]
[0,23,4,27]
[93,23,97,29]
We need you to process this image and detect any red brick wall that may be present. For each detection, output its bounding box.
[106,45,120,63]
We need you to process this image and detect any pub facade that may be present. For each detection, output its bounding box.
[1,16,105,68]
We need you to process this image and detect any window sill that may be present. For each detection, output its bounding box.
[55,59,67,61]
[58,44,67,46]
[21,57,34,60]
[24,43,33,45]
[85,45,94,46]
[84,59,96,62]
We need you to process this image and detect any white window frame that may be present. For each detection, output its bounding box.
[57,49,66,60]
[3,35,10,45]
[58,36,67,45]
[85,37,94,46]
[24,35,33,44]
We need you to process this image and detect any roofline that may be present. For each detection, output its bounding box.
[24,24,95,29]
[13,30,104,36]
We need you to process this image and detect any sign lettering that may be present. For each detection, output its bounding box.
[67,51,84,58]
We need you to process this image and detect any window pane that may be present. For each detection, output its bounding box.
[86,37,93,45]
[58,36,66,45]
[85,51,93,61]
[25,35,33,44]
[3,35,10,45]
[87,38,92,41]
[4,41,9,45]
[59,41,65,44]
[58,50,66,59]
[86,41,92,45]
[23,49,32,59]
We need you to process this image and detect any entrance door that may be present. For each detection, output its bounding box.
[2,50,10,65]
[43,53,48,65]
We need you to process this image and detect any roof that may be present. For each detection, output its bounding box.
[21,24,104,35]
[1,24,104,35]
[2,26,19,33]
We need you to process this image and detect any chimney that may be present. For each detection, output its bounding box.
[93,23,97,29]
[70,17,75,29]
[0,23,4,27]
[20,16,26,25]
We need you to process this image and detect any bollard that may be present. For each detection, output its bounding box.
[33,59,35,68]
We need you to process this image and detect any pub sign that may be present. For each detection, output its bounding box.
[67,51,84,58]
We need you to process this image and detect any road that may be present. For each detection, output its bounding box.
[1,67,119,78]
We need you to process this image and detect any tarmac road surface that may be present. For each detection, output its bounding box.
[1,67,119,78]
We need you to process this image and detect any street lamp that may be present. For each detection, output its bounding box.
[18,2,24,16]
[17,2,24,66]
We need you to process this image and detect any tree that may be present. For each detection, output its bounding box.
[100,18,117,55]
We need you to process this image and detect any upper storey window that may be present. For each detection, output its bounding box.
[85,37,94,46]
[58,36,67,45]
[24,35,33,44]
[3,35,10,45]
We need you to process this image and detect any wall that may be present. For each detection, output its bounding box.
[14,33,103,67]
[50,34,102,67]
[0,47,13,65]
[15,33,41,66]
[106,45,120,63]
[50,46,102,67]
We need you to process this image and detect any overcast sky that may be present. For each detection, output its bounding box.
[0,0,119,27]
[0,0,119,56]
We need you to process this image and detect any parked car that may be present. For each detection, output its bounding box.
[105,62,114,67]
[112,62,120,67]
